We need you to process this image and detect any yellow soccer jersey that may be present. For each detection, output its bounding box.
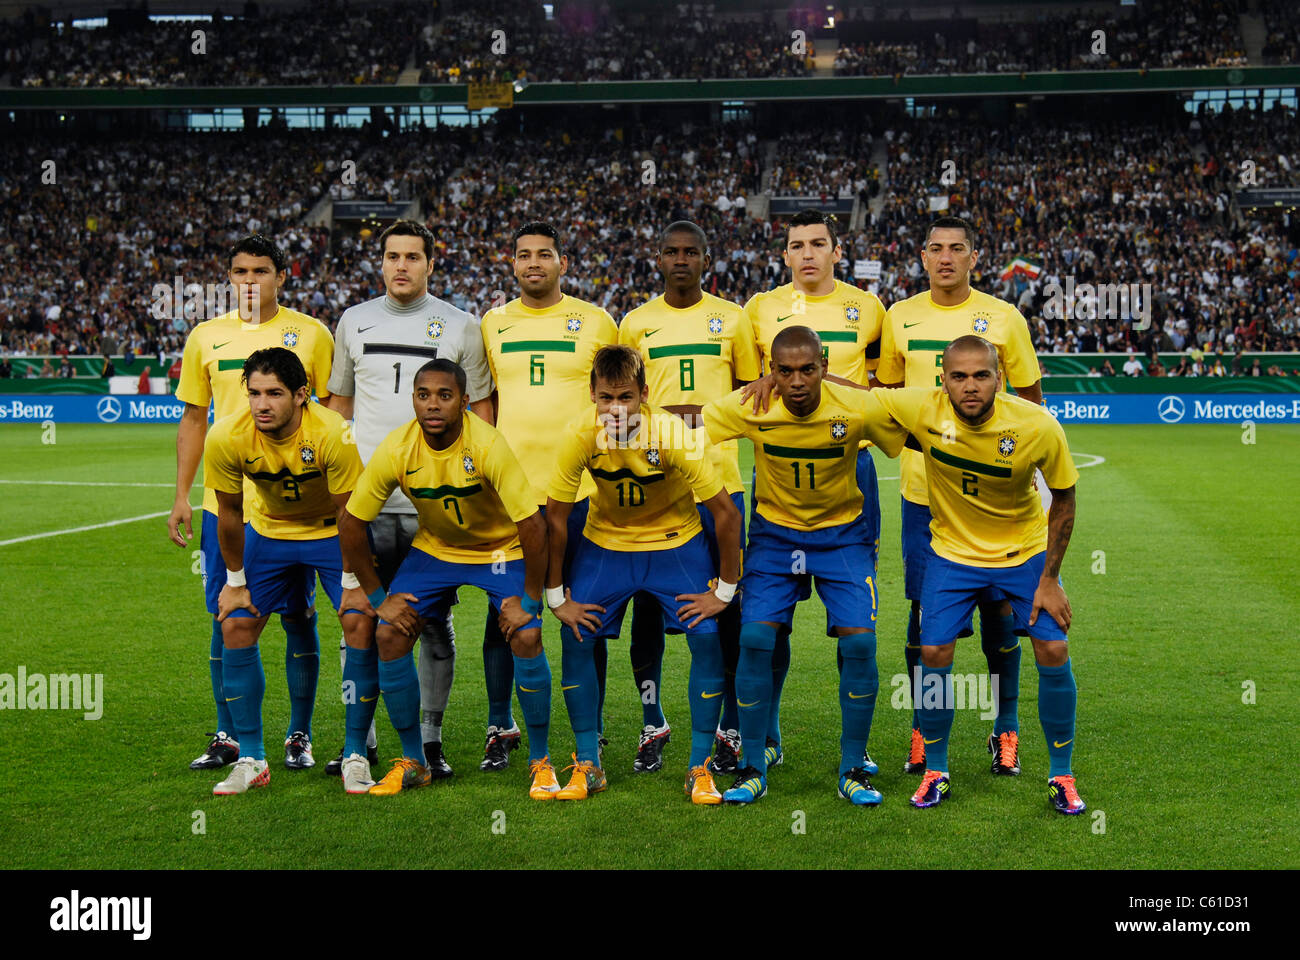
[548,405,723,551]
[702,381,905,532]
[875,288,1039,506]
[346,415,539,564]
[745,279,885,385]
[482,294,618,505]
[619,292,761,496]
[204,401,360,541]
[177,306,335,514]
[872,387,1078,567]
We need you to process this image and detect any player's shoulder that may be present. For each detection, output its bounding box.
[999,391,1056,425]
[482,297,521,329]
[306,400,346,431]
[886,290,933,316]
[338,294,387,328]
[970,288,1022,319]
[619,296,658,330]
[701,291,744,314]
[743,283,783,312]
[565,294,616,327]
[280,306,332,333]
[207,406,250,443]
[184,312,239,344]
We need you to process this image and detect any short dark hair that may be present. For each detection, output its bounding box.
[379,219,434,260]
[942,335,999,371]
[785,209,838,248]
[229,233,287,273]
[659,220,708,253]
[771,325,823,360]
[926,216,976,249]
[414,358,467,395]
[590,345,645,392]
[243,347,307,393]
[512,221,562,258]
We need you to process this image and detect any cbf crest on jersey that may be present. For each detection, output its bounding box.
[844,304,860,324]
[462,454,476,476]
[997,434,1017,458]
[971,314,991,334]
[830,417,849,441]
[565,315,583,333]
[646,443,662,468]
[282,328,301,348]
[707,315,725,335]
[299,443,316,464]
[427,320,444,340]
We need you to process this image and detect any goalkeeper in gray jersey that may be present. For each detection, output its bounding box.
[324,220,495,777]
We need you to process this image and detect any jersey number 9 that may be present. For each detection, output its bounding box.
[282,478,302,501]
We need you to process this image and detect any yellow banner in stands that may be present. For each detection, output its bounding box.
[468,81,514,110]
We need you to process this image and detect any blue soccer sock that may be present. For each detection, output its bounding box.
[222,644,266,762]
[482,606,515,730]
[980,605,1021,736]
[513,649,552,762]
[686,632,724,768]
[837,633,879,775]
[209,619,234,733]
[560,626,600,764]
[343,644,379,759]
[593,636,608,737]
[917,663,954,773]
[767,624,791,746]
[1036,659,1077,778]
[737,623,778,777]
[281,612,320,741]
[906,601,923,730]
[377,652,424,762]
[629,596,667,728]
[717,601,741,733]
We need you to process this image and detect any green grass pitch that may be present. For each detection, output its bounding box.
[0,421,1296,869]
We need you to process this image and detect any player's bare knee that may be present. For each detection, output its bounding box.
[1030,637,1068,667]
[222,616,263,649]
[375,625,411,661]
[340,613,374,650]
[509,630,543,659]
[921,642,955,668]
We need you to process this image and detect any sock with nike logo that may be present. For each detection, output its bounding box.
[918,663,954,772]
[513,647,552,762]
[559,626,599,764]
[223,643,266,761]
[979,606,1021,735]
[343,643,379,758]
[837,631,878,775]
[377,652,424,762]
[210,619,234,733]
[737,622,778,776]
[686,631,723,767]
[1036,659,1076,777]
[282,612,320,741]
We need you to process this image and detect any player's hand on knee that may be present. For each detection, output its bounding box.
[216,585,259,622]
[167,500,193,548]
[1029,578,1071,630]
[553,589,605,636]
[498,596,534,641]
[376,593,421,638]
[341,586,376,619]
[675,590,726,628]
[739,373,778,413]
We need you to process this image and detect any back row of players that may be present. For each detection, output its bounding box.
[167,211,1085,812]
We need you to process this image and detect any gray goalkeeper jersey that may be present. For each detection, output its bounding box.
[328,292,494,513]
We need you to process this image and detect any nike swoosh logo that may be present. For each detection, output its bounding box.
[997,645,1020,653]
[561,684,580,691]
[357,325,375,334]
[902,322,925,329]
[644,328,661,338]
[1053,739,1073,748]
[757,425,778,432]
[923,736,943,745]
[360,695,377,702]
[518,686,540,693]
[847,692,874,700]
[244,456,263,464]
[775,314,794,323]
[225,695,242,702]
[737,699,759,707]
[701,691,722,699]
[927,428,945,435]
[292,652,317,658]
[213,340,232,349]
[405,468,421,475]
[497,325,516,335]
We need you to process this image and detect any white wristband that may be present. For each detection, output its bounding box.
[713,578,737,603]
[226,568,246,588]
[341,571,361,590]
[546,586,566,609]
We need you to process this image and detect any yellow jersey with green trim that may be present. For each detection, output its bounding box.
[619,292,761,496]
[875,289,1039,506]
[548,404,723,551]
[872,387,1078,567]
[346,415,538,564]
[701,381,905,532]
[176,306,335,515]
[744,279,885,384]
[204,401,360,541]
[482,294,618,505]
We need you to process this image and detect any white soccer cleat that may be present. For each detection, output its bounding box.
[213,757,270,795]
[341,753,376,794]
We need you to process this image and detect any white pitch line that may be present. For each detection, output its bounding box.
[0,510,173,547]
[1073,452,1106,468]
[0,479,182,488]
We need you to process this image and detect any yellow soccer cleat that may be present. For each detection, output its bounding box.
[368,757,432,796]
[685,764,723,805]
[556,753,607,801]
[528,755,561,800]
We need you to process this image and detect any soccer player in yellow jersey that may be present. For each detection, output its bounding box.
[168,234,335,772]
[339,359,552,798]
[872,216,1043,777]
[868,337,1084,815]
[741,209,887,773]
[619,221,761,775]
[202,349,364,795]
[478,222,617,771]
[544,346,742,803]
[701,327,908,806]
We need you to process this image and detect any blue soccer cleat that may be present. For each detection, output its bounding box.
[861,750,879,776]
[723,766,767,805]
[838,767,883,806]
[1048,775,1086,815]
[763,737,783,768]
[910,770,950,809]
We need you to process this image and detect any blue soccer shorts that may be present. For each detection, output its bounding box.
[225,526,335,619]
[388,547,541,632]
[919,550,1068,645]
